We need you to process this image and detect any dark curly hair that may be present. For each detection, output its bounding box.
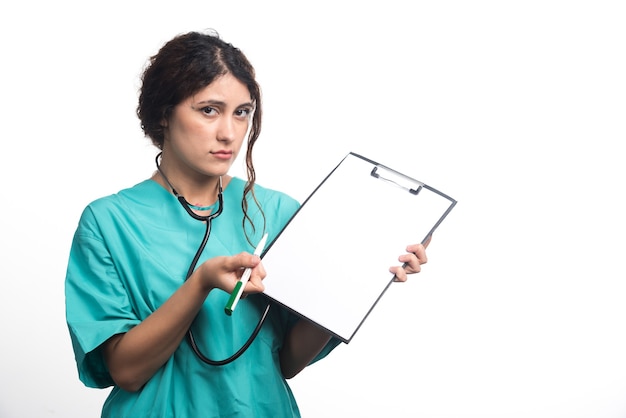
[137,30,265,241]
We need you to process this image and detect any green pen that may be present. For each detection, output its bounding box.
[224,233,268,316]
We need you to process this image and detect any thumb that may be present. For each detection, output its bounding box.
[231,252,261,271]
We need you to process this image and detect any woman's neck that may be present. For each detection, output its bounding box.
[151,167,231,208]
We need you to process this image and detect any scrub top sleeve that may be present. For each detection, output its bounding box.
[310,336,342,365]
[280,305,342,367]
[65,208,140,388]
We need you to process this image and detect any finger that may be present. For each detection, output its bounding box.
[243,279,265,294]
[397,254,419,274]
[256,260,266,279]
[244,262,266,294]
[228,252,261,272]
[390,266,408,282]
[406,244,428,266]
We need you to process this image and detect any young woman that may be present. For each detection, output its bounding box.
[65,30,429,418]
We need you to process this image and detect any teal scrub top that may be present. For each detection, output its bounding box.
[65,178,340,418]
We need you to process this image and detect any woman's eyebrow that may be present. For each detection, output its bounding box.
[195,99,226,107]
[194,99,254,108]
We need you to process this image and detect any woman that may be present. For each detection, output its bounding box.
[65,30,429,418]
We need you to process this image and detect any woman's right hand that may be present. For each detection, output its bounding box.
[103,251,267,392]
[197,252,267,295]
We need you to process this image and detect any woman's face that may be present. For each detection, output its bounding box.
[162,73,253,180]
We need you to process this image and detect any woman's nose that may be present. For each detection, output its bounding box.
[216,116,235,142]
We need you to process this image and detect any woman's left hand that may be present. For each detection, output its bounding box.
[390,236,431,282]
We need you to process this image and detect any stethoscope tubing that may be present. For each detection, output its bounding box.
[155,152,270,366]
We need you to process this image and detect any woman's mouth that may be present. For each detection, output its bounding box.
[211,150,233,160]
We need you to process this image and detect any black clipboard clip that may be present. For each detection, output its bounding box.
[370,165,424,195]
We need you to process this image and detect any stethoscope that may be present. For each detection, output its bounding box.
[155,152,271,366]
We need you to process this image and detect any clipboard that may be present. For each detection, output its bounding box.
[261,152,457,343]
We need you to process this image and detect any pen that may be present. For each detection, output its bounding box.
[224,233,268,316]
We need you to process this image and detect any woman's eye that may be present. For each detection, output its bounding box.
[236,108,252,118]
[201,106,217,116]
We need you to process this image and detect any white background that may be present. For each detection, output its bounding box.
[1,1,625,417]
